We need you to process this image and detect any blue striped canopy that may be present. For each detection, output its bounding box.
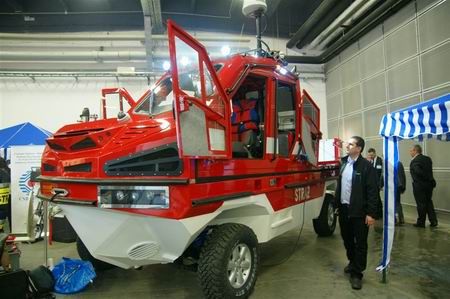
[377,93,450,272]
[0,122,52,159]
[380,94,450,141]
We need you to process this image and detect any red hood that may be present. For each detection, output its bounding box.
[46,118,165,152]
[41,114,177,179]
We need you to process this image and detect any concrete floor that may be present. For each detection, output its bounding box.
[17,205,450,299]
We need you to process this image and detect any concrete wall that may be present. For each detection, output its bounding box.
[0,77,150,133]
[324,0,450,212]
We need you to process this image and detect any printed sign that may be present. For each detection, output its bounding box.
[11,145,44,234]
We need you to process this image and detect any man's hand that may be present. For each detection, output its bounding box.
[366,215,375,226]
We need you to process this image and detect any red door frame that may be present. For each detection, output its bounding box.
[167,20,232,159]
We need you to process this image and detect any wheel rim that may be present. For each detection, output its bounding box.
[327,202,335,227]
[227,243,252,289]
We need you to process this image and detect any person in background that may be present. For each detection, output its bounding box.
[366,148,383,189]
[409,144,438,228]
[0,158,10,178]
[396,161,406,225]
[366,148,383,222]
[336,136,379,290]
[0,157,11,233]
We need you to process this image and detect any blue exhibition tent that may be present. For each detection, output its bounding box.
[0,122,52,159]
[377,93,450,275]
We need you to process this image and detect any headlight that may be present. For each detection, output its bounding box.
[116,191,126,202]
[98,186,169,209]
[131,191,140,202]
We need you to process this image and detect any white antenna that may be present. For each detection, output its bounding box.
[242,0,267,55]
[242,0,267,17]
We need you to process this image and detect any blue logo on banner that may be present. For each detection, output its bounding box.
[19,171,32,194]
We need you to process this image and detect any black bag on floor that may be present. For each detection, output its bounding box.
[28,265,55,298]
[0,269,29,299]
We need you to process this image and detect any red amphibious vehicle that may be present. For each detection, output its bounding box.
[38,20,340,299]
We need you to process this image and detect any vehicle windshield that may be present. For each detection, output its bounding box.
[134,64,223,116]
[134,77,173,116]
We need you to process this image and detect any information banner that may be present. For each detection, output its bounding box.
[11,145,44,234]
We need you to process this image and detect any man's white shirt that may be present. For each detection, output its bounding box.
[341,157,356,204]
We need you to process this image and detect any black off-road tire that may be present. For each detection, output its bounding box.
[313,193,337,237]
[198,224,259,299]
[76,237,115,271]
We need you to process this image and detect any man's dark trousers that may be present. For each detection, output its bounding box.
[339,204,369,279]
[413,185,437,225]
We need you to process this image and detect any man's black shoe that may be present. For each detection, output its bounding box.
[413,223,425,228]
[350,276,362,290]
[430,222,438,227]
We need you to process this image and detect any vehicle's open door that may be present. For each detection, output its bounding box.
[300,89,321,166]
[167,20,231,159]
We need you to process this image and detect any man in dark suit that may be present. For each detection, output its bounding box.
[336,136,379,290]
[366,148,383,189]
[409,144,438,227]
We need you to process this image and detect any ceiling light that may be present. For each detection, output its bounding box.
[162,61,170,71]
[221,45,231,56]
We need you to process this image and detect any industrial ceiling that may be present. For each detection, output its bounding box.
[0,0,413,73]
